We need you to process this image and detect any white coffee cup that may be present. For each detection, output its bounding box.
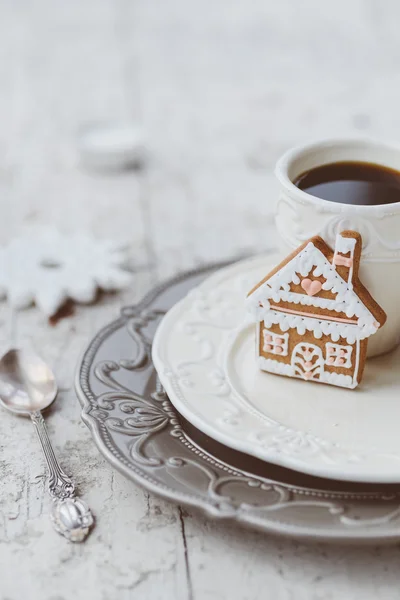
[275,138,400,357]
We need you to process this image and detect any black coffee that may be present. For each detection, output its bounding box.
[294,161,400,206]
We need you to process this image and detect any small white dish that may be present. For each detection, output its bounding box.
[78,122,146,171]
[153,254,400,483]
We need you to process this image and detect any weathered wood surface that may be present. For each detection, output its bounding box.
[1,0,400,598]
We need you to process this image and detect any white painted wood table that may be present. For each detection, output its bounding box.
[1,1,400,598]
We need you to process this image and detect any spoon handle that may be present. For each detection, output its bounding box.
[31,411,94,542]
[31,410,75,498]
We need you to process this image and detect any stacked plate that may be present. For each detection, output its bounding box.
[76,255,400,544]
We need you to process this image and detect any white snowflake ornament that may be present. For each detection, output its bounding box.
[0,229,132,316]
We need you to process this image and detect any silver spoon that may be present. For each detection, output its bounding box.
[0,348,93,542]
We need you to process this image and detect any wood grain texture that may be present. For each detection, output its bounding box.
[1,0,400,598]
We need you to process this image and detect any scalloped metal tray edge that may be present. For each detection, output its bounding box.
[75,261,400,544]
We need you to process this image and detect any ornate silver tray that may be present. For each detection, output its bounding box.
[75,263,400,543]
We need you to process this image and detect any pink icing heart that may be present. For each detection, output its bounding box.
[303,371,313,380]
[304,361,313,369]
[301,278,322,296]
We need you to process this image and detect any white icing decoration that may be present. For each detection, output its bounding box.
[354,337,361,388]
[262,310,371,343]
[258,356,357,389]
[258,357,294,376]
[333,233,356,284]
[0,228,132,316]
[291,342,323,381]
[325,342,352,369]
[334,234,357,254]
[262,329,289,356]
[247,241,380,338]
[320,371,355,388]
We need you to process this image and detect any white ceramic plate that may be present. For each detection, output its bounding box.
[153,254,400,483]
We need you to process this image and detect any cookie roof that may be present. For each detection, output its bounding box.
[246,233,386,342]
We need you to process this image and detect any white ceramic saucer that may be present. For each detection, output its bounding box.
[153,254,400,484]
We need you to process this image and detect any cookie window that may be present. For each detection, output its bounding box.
[262,330,288,356]
[325,343,352,368]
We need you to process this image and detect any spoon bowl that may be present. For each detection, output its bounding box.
[0,348,57,416]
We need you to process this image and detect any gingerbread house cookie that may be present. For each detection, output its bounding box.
[246,231,386,389]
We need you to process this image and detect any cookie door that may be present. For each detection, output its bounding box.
[292,343,324,382]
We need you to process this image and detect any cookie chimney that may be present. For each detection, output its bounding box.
[332,231,361,286]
